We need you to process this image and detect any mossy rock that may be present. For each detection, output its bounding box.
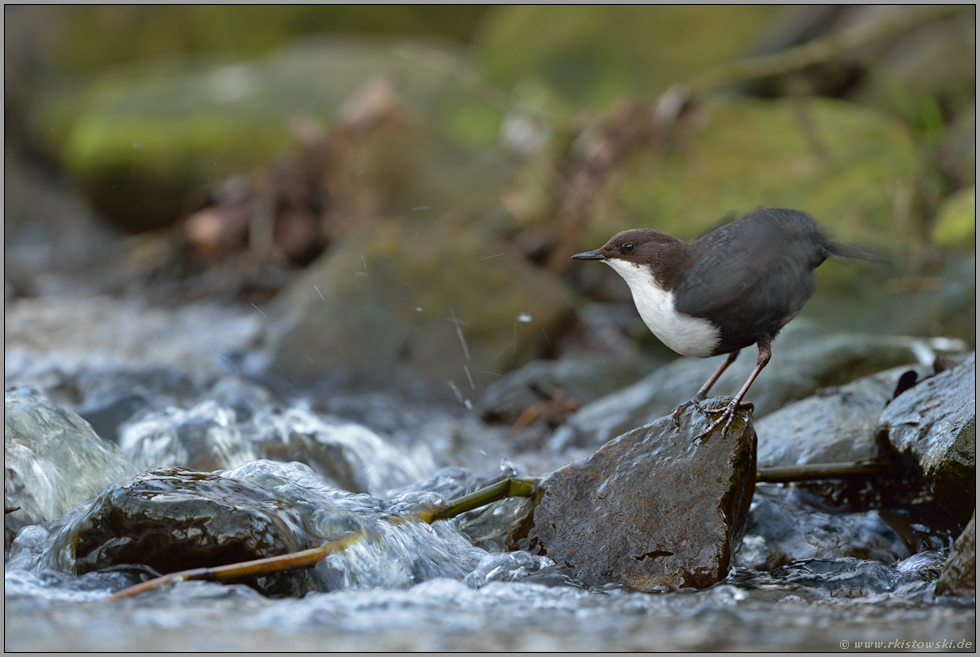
[263,218,576,388]
[932,186,976,249]
[475,5,783,109]
[591,96,918,248]
[32,37,508,232]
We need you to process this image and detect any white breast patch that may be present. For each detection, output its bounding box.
[604,259,720,358]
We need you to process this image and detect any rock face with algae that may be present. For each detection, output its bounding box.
[509,401,755,591]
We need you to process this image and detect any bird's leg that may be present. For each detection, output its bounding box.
[695,341,772,443]
[671,350,740,427]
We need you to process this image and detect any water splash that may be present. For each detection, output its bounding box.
[118,401,255,472]
[4,386,138,531]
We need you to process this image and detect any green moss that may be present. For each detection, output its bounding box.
[476,6,781,109]
[591,97,919,249]
[932,186,976,248]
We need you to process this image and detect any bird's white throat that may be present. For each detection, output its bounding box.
[603,258,720,358]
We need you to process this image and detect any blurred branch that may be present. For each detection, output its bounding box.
[683,5,968,98]
[108,477,540,600]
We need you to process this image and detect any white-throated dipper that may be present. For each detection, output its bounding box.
[572,208,880,441]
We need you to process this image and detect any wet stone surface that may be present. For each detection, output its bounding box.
[45,466,322,597]
[734,484,911,570]
[936,512,976,598]
[755,364,932,467]
[509,400,756,591]
[876,354,976,525]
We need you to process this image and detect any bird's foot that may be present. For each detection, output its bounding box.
[670,393,708,427]
[693,399,754,444]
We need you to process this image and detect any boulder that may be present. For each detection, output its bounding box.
[876,354,976,525]
[4,386,138,531]
[935,511,976,598]
[755,364,933,467]
[262,219,575,388]
[118,401,257,473]
[509,400,755,591]
[477,352,659,424]
[45,466,324,597]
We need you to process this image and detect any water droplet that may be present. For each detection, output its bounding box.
[517,313,532,323]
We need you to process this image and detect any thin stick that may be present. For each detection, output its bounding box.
[107,531,365,600]
[757,457,904,484]
[107,477,541,600]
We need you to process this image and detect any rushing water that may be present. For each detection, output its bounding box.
[4,297,976,651]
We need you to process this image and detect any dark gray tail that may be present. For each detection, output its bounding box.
[825,240,890,264]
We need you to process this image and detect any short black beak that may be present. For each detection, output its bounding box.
[571,250,605,261]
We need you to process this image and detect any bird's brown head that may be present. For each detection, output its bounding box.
[571,228,692,289]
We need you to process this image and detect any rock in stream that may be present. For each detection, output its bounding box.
[509,400,755,591]
[876,354,976,525]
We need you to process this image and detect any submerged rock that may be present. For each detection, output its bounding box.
[729,552,948,601]
[733,485,910,571]
[550,325,964,451]
[118,401,257,472]
[936,512,976,598]
[4,386,138,531]
[45,466,322,597]
[117,398,434,495]
[509,400,755,591]
[876,354,976,525]
[245,407,435,496]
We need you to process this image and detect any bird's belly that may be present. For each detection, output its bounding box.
[630,285,720,359]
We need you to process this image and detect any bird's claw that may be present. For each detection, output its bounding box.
[692,400,753,444]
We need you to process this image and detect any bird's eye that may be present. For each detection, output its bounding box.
[623,243,634,253]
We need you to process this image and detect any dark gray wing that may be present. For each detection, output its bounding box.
[673,209,829,351]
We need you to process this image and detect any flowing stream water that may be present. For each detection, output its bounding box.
[4,296,975,651]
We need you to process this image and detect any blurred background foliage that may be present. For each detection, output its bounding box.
[4,5,975,386]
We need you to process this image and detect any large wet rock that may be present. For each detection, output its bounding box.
[756,364,933,467]
[509,401,755,591]
[263,219,575,386]
[875,354,976,525]
[733,485,910,571]
[552,324,958,451]
[477,352,659,424]
[4,386,138,531]
[45,466,325,597]
[935,512,976,598]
